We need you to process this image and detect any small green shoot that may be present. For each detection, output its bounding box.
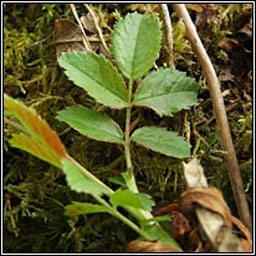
[5,11,199,249]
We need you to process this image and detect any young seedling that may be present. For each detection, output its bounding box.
[4,12,198,249]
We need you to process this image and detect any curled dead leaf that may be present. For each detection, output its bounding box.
[153,203,179,216]
[127,240,183,252]
[153,203,191,241]
[240,238,252,252]
[231,215,252,252]
[189,228,204,252]
[170,210,191,241]
[180,187,232,227]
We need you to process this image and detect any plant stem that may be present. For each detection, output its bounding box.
[124,79,138,193]
[159,4,175,68]
[67,155,152,221]
[67,154,179,247]
[123,80,156,223]
[70,4,91,51]
[93,195,153,241]
[84,4,111,57]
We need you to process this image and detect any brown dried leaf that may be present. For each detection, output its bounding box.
[185,4,203,13]
[80,12,99,33]
[215,227,244,252]
[127,240,183,252]
[53,17,86,58]
[180,187,232,227]
[153,203,191,243]
[196,206,226,247]
[231,215,252,251]
[189,228,204,252]
[240,238,252,252]
[153,203,179,216]
[170,210,191,241]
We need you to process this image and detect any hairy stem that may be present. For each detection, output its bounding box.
[124,79,138,193]
[67,155,152,221]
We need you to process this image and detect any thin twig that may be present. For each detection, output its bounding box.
[183,112,191,142]
[172,4,251,232]
[70,4,91,51]
[193,128,211,149]
[52,36,108,45]
[159,4,175,68]
[84,4,111,57]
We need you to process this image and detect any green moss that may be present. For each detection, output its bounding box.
[4,3,252,252]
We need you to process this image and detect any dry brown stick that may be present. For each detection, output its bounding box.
[70,4,92,51]
[84,4,111,56]
[172,4,251,231]
[159,4,175,68]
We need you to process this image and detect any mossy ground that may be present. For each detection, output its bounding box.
[4,4,252,252]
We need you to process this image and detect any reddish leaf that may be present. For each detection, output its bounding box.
[10,134,63,168]
[4,94,66,167]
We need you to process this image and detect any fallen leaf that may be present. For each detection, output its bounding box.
[231,215,252,252]
[170,210,191,241]
[180,187,232,227]
[127,240,183,252]
[53,16,87,58]
[186,4,203,13]
[240,238,252,252]
[80,12,99,33]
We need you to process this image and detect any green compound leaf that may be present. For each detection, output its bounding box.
[58,51,128,108]
[110,189,155,211]
[57,106,124,144]
[131,126,190,159]
[133,68,198,117]
[111,12,162,80]
[62,159,110,196]
[64,202,110,216]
